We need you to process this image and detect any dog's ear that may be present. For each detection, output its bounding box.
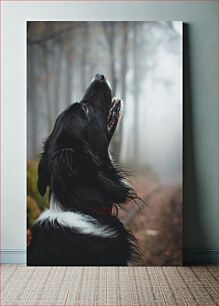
[38,153,50,196]
[38,140,50,196]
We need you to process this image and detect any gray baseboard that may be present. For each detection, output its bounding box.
[0,250,26,264]
[1,249,218,264]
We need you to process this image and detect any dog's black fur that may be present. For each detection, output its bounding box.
[27,74,140,266]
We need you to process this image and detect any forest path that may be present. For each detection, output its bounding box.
[119,175,182,266]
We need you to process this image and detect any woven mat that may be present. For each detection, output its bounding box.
[1,265,218,305]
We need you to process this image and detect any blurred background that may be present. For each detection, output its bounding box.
[27,21,182,265]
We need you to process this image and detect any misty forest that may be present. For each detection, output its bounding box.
[27,21,182,265]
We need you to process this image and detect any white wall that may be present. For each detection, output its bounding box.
[1,1,217,263]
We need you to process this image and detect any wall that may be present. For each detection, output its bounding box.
[1,1,218,263]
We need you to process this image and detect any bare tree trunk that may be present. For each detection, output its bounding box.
[121,23,128,102]
[27,45,37,158]
[102,22,120,160]
[54,45,62,117]
[102,22,117,95]
[42,44,53,133]
[113,23,129,161]
[65,56,73,106]
[64,33,74,106]
[81,23,89,93]
[109,26,117,95]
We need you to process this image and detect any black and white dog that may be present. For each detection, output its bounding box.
[27,74,140,266]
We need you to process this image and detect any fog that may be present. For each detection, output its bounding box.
[27,21,182,185]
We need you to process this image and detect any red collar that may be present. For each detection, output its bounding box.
[93,204,119,216]
[93,206,112,216]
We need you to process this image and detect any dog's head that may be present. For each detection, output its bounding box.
[38,74,136,213]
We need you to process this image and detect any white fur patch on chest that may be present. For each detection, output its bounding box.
[36,196,117,238]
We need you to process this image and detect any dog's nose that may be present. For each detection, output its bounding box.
[95,73,105,81]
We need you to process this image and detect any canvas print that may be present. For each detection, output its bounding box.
[27,21,182,266]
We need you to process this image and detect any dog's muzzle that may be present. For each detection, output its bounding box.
[107,97,122,142]
[95,73,105,81]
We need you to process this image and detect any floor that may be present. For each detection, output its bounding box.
[1,265,218,305]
